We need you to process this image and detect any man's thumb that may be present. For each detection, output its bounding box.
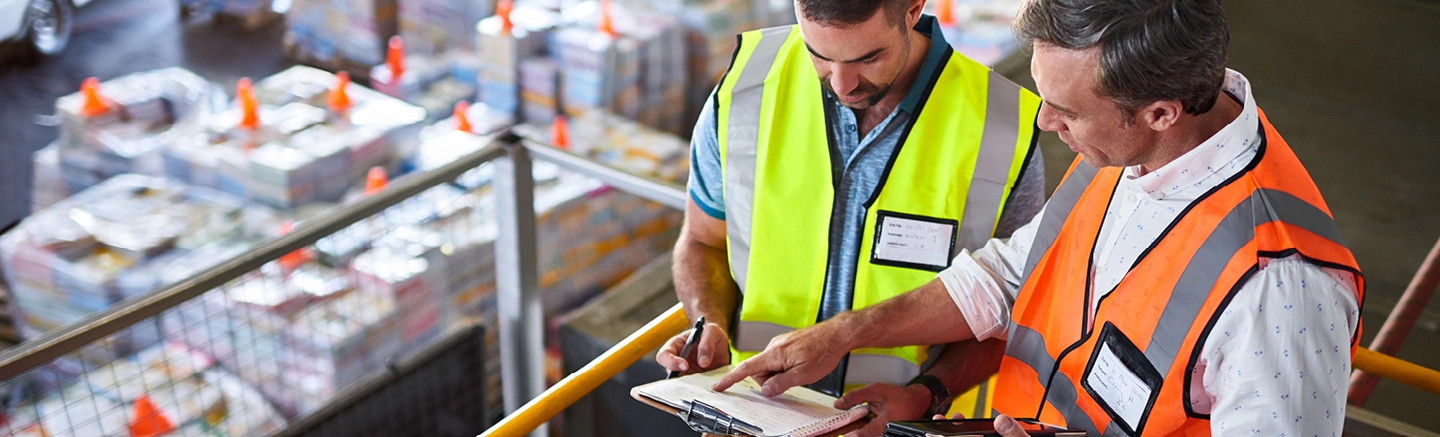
[994,415,1029,437]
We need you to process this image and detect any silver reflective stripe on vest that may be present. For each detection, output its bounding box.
[724,26,791,293]
[1143,188,1347,374]
[1018,161,1099,299]
[733,320,793,352]
[955,70,1026,252]
[734,321,921,386]
[1007,184,1346,434]
[1007,325,1101,434]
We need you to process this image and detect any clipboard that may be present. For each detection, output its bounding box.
[630,382,869,437]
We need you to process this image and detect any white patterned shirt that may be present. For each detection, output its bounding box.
[936,69,1361,435]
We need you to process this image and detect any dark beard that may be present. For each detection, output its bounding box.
[821,79,890,109]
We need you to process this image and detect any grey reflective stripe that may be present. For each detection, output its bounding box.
[724,26,792,293]
[1143,188,1347,374]
[955,71,1025,252]
[844,354,921,386]
[734,321,919,386]
[1005,184,1346,435]
[972,378,990,418]
[1006,325,1101,434]
[1018,161,1099,298]
[733,320,793,352]
[1102,421,1128,437]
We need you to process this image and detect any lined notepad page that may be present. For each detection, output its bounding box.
[636,366,867,437]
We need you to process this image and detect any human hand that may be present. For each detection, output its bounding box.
[655,321,731,375]
[927,413,1030,437]
[710,322,850,396]
[992,414,1031,437]
[831,383,932,437]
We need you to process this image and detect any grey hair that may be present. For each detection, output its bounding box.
[1014,0,1230,116]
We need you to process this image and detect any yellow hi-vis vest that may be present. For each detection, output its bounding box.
[715,24,1040,405]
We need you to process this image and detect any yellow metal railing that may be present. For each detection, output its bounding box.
[480,310,1440,437]
[1353,347,1440,396]
[481,304,689,437]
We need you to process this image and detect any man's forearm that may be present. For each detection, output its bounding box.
[832,279,977,351]
[673,229,740,328]
[924,339,1005,402]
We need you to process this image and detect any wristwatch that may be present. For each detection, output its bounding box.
[906,374,953,417]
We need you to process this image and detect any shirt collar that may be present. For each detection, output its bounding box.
[1124,68,1261,199]
[898,14,949,113]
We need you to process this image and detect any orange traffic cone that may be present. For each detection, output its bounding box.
[277,221,310,270]
[129,395,175,437]
[78,77,111,117]
[328,71,353,113]
[497,0,514,34]
[936,0,955,26]
[454,101,473,133]
[597,0,617,37]
[364,166,388,195]
[237,78,260,131]
[550,115,569,149]
[386,36,405,80]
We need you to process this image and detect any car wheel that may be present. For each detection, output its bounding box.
[22,0,73,56]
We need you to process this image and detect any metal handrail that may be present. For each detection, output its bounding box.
[1350,236,1440,405]
[1353,347,1440,396]
[0,134,506,380]
[0,125,692,437]
[481,304,689,437]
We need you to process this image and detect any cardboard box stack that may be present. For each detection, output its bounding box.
[51,69,218,194]
[559,1,689,134]
[283,0,398,66]
[476,5,559,120]
[675,0,759,125]
[0,342,287,436]
[162,66,425,210]
[397,0,494,57]
[369,37,485,121]
[160,259,403,417]
[929,0,1024,66]
[0,175,274,361]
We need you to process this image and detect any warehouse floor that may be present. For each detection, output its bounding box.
[0,0,1437,430]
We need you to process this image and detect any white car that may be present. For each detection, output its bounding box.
[0,0,74,56]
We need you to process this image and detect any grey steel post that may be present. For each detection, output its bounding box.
[493,135,547,437]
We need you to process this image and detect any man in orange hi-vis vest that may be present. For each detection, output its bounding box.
[711,0,1364,436]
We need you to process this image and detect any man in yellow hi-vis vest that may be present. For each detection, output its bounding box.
[654,0,1044,434]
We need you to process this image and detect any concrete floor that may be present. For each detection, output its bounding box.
[0,0,1437,430]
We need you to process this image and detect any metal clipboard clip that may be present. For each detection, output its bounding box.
[679,400,764,436]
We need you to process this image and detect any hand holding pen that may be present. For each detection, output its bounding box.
[656,316,731,377]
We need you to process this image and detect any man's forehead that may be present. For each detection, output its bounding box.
[1032,44,1100,100]
[797,19,894,61]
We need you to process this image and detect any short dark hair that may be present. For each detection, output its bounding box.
[796,0,908,27]
[1014,0,1230,116]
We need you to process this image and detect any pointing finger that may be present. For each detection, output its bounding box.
[712,355,765,392]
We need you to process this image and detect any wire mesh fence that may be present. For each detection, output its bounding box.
[0,132,685,436]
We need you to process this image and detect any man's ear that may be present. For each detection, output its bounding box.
[1140,100,1184,132]
[907,0,925,26]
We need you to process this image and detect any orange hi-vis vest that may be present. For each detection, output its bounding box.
[993,110,1364,436]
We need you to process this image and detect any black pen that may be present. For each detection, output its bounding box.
[667,316,706,379]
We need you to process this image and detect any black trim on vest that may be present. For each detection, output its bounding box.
[1178,246,1365,418]
[1011,113,1042,201]
[810,47,956,397]
[809,90,853,398]
[1181,265,1259,420]
[1035,175,1120,420]
[1256,248,1367,345]
[713,35,744,135]
[1123,122,1270,279]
